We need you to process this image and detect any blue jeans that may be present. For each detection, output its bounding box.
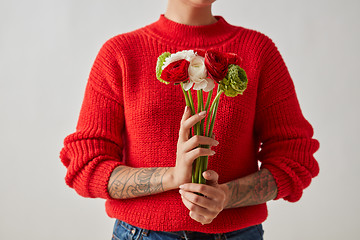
[112,219,264,240]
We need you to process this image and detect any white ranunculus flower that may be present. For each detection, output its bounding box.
[188,56,207,83]
[203,78,215,92]
[193,79,208,90]
[182,80,193,91]
[183,78,215,92]
[162,50,195,70]
[182,55,215,92]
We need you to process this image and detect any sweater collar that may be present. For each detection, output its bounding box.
[143,14,239,48]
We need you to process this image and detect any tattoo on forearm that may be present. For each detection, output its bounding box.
[225,169,277,209]
[108,166,170,199]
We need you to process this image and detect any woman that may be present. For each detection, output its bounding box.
[60,0,320,239]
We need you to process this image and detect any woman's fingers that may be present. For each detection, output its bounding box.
[179,183,220,200]
[180,106,192,123]
[182,135,218,152]
[184,148,215,166]
[179,108,207,142]
[180,189,213,210]
[178,106,192,142]
[181,196,214,223]
[189,210,210,225]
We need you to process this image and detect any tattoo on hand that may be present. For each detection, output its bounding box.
[225,169,277,208]
[108,166,170,199]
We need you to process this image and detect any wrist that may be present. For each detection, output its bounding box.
[163,167,178,191]
[219,183,232,209]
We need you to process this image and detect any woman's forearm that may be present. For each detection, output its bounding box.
[223,168,278,209]
[108,166,176,199]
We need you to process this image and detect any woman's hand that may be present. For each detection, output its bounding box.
[170,106,219,188]
[179,170,229,225]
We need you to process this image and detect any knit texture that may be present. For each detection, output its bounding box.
[60,15,319,233]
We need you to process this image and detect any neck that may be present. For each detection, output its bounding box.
[144,14,238,48]
[165,0,217,26]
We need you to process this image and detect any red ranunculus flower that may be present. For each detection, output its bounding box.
[194,49,206,57]
[226,52,242,65]
[160,59,190,84]
[205,50,229,83]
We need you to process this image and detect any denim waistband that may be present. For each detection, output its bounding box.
[116,219,263,240]
[118,220,225,240]
[153,230,224,240]
[166,230,224,237]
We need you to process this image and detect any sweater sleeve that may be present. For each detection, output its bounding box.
[60,39,126,199]
[254,36,320,202]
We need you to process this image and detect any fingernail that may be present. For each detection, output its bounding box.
[214,140,219,146]
[199,111,206,117]
[184,106,188,113]
[211,150,215,155]
[179,189,183,194]
[179,185,184,189]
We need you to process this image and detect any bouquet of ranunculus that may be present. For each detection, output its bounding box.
[156,49,248,184]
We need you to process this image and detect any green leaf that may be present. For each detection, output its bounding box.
[156,52,171,84]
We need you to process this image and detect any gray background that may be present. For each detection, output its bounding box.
[1,0,359,239]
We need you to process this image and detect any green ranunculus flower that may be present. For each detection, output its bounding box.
[156,52,171,84]
[219,64,248,97]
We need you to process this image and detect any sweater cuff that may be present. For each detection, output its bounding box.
[261,164,293,201]
[73,160,123,199]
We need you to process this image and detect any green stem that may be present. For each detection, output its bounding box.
[204,89,213,112]
[196,89,214,184]
[199,90,203,133]
[192,161,196,183]
[208,98,219,138]
[198,87,222,184]
[206,88,223,136]
[188,89,196,137]
[186,89,199,183]
[208,88,223,138]
[187,90,195,115]
[204,89,213,142]
[181,83,193,138]
[180,83,190,107]
[200,156,208,184]
[199,90,206,183]
[193,90,202,183]
[181,86,200,184]
[197,90,202,114]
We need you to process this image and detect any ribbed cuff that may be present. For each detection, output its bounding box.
[261,164,293,200]
[73,160,124,199]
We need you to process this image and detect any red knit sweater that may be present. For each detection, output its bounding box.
[60,15,319,233]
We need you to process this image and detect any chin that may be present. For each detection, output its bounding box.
[180,0,216,7]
